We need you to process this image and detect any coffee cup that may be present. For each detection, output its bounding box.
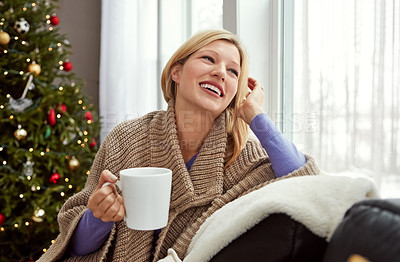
[103,167,172,230]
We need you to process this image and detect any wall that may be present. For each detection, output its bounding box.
[56,0,101,107]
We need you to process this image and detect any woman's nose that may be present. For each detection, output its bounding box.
[212,64,226,81]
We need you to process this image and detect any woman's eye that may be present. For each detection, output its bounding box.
[202,56,214,63]
[228,69,238,77]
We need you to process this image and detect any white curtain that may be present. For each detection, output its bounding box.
[99,0,159,141]
[292,0,400,197]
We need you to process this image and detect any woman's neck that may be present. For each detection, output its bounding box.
[175,110,215,162]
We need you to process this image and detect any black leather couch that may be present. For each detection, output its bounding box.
[209,199,400,262]
[323,198,400,262]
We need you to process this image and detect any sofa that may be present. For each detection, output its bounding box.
[209,198,400,262]
[160,174,399,262]
[182,174,399,262]
[323,198,400,262]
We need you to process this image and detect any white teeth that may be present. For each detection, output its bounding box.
[201,83,222,96]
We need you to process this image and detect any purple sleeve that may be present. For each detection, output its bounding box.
[69,209,114,257]
[249,113,306,177]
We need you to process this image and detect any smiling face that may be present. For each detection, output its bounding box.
[171,40,241,119]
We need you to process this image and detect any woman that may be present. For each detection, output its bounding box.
[39,29,319,261]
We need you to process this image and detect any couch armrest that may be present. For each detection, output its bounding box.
[323,199,400,262]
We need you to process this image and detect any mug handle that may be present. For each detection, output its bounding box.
[102,180,121,189]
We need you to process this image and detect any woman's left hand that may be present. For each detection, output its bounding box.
[238,77,265,125]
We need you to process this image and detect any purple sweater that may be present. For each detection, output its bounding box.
[69,113,306,257]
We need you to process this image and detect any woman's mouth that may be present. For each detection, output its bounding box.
[200,83,222,97]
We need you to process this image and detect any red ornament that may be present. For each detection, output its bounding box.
[84,111,93,121]
[63,61,73,71]
[48,108,56,126]
[89,138,96,148]
[0,213,5,226]
[49,16,59,26]
[56,104,67,114]
[49,172,61,184]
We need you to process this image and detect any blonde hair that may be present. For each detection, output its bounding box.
[161,29,249,167]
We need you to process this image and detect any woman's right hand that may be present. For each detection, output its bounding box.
[87,170,125,222]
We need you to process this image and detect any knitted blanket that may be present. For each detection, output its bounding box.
[175,174,378,262]
[38,99,320,262]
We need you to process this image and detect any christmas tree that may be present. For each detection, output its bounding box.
[0,0,100,260]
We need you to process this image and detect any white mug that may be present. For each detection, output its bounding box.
[104,167,172,230]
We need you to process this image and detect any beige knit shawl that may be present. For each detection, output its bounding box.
[39,100,319,262]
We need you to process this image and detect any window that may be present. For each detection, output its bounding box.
[158,0,223,109]
[284,0,400,197]
[191,0,223,32]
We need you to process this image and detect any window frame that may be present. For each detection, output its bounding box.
[281,0,295,138]
[224,0,283,126]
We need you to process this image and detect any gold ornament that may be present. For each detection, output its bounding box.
[14,125,27,140]
[0,31,10,45]
[28,63,41,76]
[68,156,80,170]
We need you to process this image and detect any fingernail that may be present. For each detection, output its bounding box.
[109,173,117,182]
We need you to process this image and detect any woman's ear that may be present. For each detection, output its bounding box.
[171,63,182,84]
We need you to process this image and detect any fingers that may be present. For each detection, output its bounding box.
[248,77,257,91]
[88,186,125,222]
[238,77,266,124]
[87,184,112,212]
[114,195,125,221]
[97,170,118,190]
[95,193,125,222]
[247,77,263,93]
[87,170,125,222]
[244,77,264,103]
